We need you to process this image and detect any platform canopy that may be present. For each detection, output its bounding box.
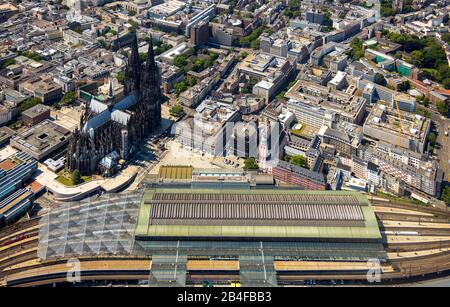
[38,192,142,261]
[136,188,382,241]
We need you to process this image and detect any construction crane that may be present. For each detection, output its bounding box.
[393,94,404,148]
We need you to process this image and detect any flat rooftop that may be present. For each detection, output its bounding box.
[364,103,430,141]
[21,104,50,118]
[10,120,70,157]
[0,126,15,144]
[136,188,382,241]
[285,80,366,119]
[149,0,186,16]
[158,165,193,180]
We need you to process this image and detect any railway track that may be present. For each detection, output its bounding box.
[375,213,448,223]
[386,241,450,252]
[0,219,39,240]
[0,237,38,259]
[1,201,450,286]
[371,202,450,219]
[380,226,450,236]
[0,250,37,279]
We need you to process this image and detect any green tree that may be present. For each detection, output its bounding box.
[97,39,108,49]
[350,38,364,60]
[239,51,249,61]
[18,97,41,114]
[374,73,387,86]
[127,19,138,32]
[174,81,188,96]
[398,81,411,92]
[139,52,147,62]
[416,108,430,118]
[290,155,308,168]
[437,101,449,117]
[442,33,450,44]
[186,77,197,87]
[380,1,394,17]
[443,78,450,90]
[0,58,15,69]
[239,26,265,47]
[173,55,187,68]
[276,91,287,100]
[410,50,424,67]
[428,132,437,147]
[192,58,204,72]
[243,158,259,171]
[117,71,125,84]
[169,105,185,117]
[22,51,41,61]
[71,170,82,185]
[441,187,450,204]
[240,77,258,94]
[250,39,260,50]
[58,91,76,107]
[155,43,172,55]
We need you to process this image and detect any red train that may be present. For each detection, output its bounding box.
[0,232,38,247]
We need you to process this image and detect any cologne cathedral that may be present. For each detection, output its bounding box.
[66,35,161,175]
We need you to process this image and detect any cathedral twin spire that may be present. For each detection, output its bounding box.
[124,33,157,95]
[66,33,161,176]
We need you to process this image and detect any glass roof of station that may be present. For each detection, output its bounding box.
[38,192,142,261]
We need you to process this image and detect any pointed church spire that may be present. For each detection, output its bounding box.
[146,36,155,70]
[124,33,141,95]
[130,33,140,66]
[108,78,114,99]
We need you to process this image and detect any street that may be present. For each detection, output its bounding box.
[426,104,450,182]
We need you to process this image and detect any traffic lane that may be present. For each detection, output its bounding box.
[426,106,450,181]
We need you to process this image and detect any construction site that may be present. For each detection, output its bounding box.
[363,102,431,153]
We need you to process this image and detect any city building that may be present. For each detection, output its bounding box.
[365,49,419,78]
[10,119,71,161]
[363,103,431,153]
[189,20,209,47]
[285,99,335,132]
[185,4,216,38]
[357,79,416,112]
[0,126,15,147]
[21,104,50,127]
[285,80,367,127]
[66,35,162,175]
[271,159,327,190]
[175,100,241,156]
[121,0,163,14]
[318,122,363,156]
[19,77,63,104]
[362,145,443,197]
[0,151,38,228]
[239,53,296,103]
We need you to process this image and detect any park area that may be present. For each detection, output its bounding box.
[56,170,92,187]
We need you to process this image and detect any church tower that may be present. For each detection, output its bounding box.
[66,33,162,177]
[139,37,162,132]
[124,35,141,95]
